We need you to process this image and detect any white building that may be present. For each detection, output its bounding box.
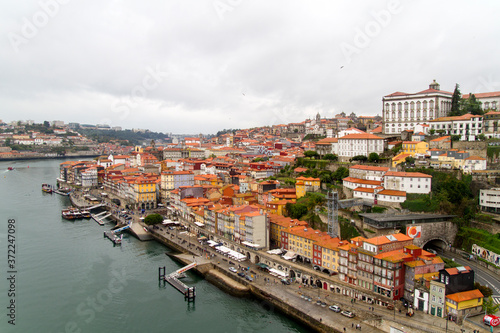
[462,156,487,173]
[337,127,366,138]
[352,187,406,204]
[384,171,432,194]
[338,133,384,159]
[383,80,452,134]
[343,177,383,190]
[429,114,483,141]
[81,167,98,188]
[479,188,500,214]
[463,91,500,111]
[349,165,389,181]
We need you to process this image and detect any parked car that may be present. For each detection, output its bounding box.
[229,267,237,273]
[329,305,341,312]
[237,272,245,277]
[281,279,290,285]
[316,300,322,306]
[341,310,355,318]
[245,275,253,282]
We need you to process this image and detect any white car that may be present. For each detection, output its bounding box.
[229,267,237,273]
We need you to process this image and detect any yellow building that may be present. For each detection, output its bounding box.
[295,177,321,199]
[130,175,158,210]
[315,237,341,274]
[392,141,429,167]
[446,289,483,320]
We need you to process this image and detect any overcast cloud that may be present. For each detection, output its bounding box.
[1,0,499,134]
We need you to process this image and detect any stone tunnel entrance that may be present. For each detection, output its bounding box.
[423,238,448,252]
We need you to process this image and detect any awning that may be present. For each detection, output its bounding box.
[194,222,205,227]
[269,268,289,278]
[267,249,283,255]
[256,263,269,269]
[282,251,297,260]
[242,241,260,248]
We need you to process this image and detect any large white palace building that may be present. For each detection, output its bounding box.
[382,80,453,134]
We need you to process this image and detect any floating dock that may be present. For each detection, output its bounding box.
[92,211,111,225]
[159,262,197,301]
[104,231,122,245]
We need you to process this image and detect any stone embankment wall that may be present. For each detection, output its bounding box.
[451,141,487,158]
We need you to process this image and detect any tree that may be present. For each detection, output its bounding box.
[304,150,319,159]
[333,167,349,181]
[286,203,308,219]
[351,155,368,162]
[482,296,500,315]
[474,282,493,298]
[461,94,483,115]
[368,152,380,163]
[144,213,163,225]
[43,121,50,127]
[450,135,461,142]
[478,134,486,141]
[429,128,435,135]
[405,156,416,165]
[450,83,462,116]
[324,153,338,161]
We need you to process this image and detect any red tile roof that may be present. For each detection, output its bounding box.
[339,133,383,140]
[385,171,432,178]
[463,91,500,99]
[350,165,389,172]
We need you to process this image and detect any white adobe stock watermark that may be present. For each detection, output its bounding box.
[213,0,244,21]
[107,64,168,124]
[54,267,128,333]
[340,0,403,64]
[7,0,72,53]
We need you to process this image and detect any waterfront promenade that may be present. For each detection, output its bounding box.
[65,189,490,332]
[147,222,488,333]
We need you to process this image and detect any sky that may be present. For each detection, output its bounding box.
[1,0,500,135]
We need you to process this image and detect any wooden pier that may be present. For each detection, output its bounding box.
[159,262,197,301]
[104,230,122,245]
[92,211,111,225]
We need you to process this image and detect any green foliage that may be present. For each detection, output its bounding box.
[368,152,380,162]
[333,167,349,181]
[450,135,461,141]
[475,213,493,224]
[450,84,462,116]
[478,134,486,141]
[324,153,338,161]
[442,257,460,268]
[454,227,500,254]
[363,228,375,234]
[405,156,416,165]
[487,146,500,160]
[482,296,500,315]
[474,282,493,298]
[461,94,483,115]
[371,206,387,213]
[351,155,368,162]
[144,213,163,225]
[304,150,320,159]
[286,203,308,219]
[429,129,435,135]
[78,128,169,146]
[340,219,360,240]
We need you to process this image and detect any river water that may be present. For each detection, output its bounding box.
[0,159,307,333]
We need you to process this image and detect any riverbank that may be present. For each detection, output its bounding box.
[0,153,100,161]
